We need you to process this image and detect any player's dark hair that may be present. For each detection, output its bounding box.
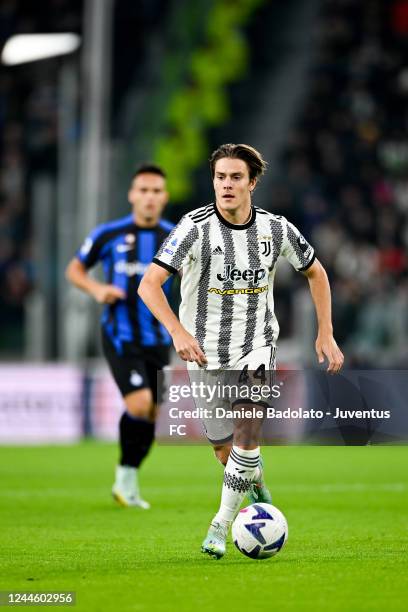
[209,143,267,181]
[132,164,167,181]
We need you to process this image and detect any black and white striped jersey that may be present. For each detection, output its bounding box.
[153,203,315,369]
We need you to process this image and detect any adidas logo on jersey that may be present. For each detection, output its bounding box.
[212,246,224,255]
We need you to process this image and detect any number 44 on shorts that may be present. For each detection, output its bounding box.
[239,363,266,385]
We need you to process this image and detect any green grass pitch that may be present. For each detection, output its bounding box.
[1,443,407,611]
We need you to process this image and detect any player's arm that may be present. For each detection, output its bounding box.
[65,257,125,304]
[138,263,207,366]
[301,258,344,373]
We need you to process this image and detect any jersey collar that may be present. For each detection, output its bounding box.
[213,203,256,230]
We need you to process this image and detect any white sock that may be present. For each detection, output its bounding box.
[115,465,139,496]
[213,446,260,526]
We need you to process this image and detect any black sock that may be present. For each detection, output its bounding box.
[119,412,155,468]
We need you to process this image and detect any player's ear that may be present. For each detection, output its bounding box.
[249,177,257,193]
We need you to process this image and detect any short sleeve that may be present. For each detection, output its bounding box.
[75,226,104,268]
[153,215,199,274]
[280,219,315,271]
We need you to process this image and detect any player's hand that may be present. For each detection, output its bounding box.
[315,333,344,374]
[172,327,207,366]
[93,284,126,304]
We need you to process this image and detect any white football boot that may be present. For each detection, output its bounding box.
[112,465,150,509]
[201,521,229,559]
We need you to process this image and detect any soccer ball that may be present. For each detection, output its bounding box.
[232,503,288,559]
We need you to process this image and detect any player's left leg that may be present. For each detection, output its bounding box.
[212,443,271,504]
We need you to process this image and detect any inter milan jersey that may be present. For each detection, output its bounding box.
[153,203,315,369]
[76,213,174,353]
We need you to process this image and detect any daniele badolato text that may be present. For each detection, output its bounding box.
[168,407,391,420]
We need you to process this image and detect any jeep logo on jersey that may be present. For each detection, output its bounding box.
[217,264,266,284]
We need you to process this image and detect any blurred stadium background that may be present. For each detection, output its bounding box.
[1,0,408,443]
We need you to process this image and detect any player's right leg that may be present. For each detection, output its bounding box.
[187,367,233,558]
[201,405,270,557]
[201,440,233,559]
[188,366,262,558]
[115,347,169,508]
[112,388,154,509]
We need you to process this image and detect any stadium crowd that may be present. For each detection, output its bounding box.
[0,0,81,349]
[275,0,408,366]
[1,0,407,366]
[0,0,167,353]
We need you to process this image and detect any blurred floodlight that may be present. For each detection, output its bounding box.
[2,33,81,65]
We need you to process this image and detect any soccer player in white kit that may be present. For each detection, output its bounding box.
[138,143,344,558]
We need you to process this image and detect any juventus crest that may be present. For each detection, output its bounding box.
[260,238,272,257]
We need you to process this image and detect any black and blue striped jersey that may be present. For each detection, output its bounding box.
[76,213,175,353]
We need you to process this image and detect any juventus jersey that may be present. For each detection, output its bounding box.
[153,203,315,369]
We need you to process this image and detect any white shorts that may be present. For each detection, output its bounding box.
[188,345,276,444]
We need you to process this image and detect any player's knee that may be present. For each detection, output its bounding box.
[233,419,262,448]
[124,389,154,420]
[213,444,231,466]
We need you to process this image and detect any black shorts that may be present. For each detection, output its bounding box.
[101,330,170,403]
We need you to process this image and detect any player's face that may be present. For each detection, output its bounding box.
[213,158,256,213]
[128,173,168,223]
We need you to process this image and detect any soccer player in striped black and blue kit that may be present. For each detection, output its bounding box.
[66,164,174,508]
